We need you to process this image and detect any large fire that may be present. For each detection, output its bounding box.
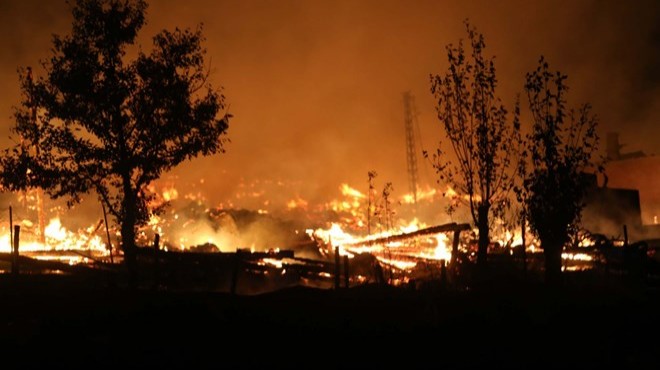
[307,221,451,262]
[0,217,109,265]
[0,179,608,282]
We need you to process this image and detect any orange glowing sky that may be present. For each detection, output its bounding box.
[0,0,658,207]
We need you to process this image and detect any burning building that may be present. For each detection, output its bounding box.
[581,173,642,238]
[604,133,660,223]
[599,133,660,238]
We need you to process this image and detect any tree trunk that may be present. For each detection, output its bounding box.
[121,177,138,287]
[476,203,490,269]
[543,241,563,287]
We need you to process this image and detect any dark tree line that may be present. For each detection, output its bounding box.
[519,57,601,285]
[0,2,601,287]
[0,0,230,281]
[428,21,522,273]
[430,21,601,284]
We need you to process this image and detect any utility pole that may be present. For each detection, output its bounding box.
[403,91,419,211]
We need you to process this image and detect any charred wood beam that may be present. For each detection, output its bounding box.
[12,225,20,275]
[344,255,350,288]
[135,248,295,263]
[334,247,340,289]
[231,254,239,295]
[345,222,471,248]
[242,259,332,274]
[0,252,117,274]
[289,256,334,269]
[235,249,295,260]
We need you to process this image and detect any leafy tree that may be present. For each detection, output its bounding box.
[427,21,521,269]
[518,57,601,285]
[0,0,230,280]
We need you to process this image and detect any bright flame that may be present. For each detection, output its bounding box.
[0,217,107,257]
[444,186,458,198]
[430,234,451,261]
[562,252,593,262]
[340,183,366,199]
[377,257,417,270]
[401,187,437,204]
[44,218,67,241]
[444,185,481,202]
[261,258,283,268]
[578,236,596,247]
[162,187,179,202]
[417,187,438,201]
[309,220,453,276]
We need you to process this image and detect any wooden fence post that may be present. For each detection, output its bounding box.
[12,225,20,275]
[334,247,340,290]
[9,206,13,255]
[153,233,160,288]
[343,255,349,289]
[451,230,461,278]
[440,259,447,290]
[101,202,114,264]
[521,216,527,274]
[230,253,240,295]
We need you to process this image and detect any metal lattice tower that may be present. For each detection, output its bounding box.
[403,91,419,206]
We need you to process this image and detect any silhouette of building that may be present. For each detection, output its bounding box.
[606,132,646,161]
[582,173,641,237]
[603,132,660,227]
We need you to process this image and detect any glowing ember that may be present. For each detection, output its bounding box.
[286,197,309,210]
[261,258,283,268]
[377,257,418,270]
[578,236,597,247]
[162,187,179,202]
[562,252,593,262]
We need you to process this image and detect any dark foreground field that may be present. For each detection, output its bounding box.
[0,273,658,368]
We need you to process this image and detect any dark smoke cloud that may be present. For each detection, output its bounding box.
[0,0,658,210]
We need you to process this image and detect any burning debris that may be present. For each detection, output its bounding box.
[1,175,658,293]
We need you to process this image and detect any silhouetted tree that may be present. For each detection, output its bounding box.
[427,21,522,270]
[517,57,601,285]
[0,0,230,282]
[381,182,394,231]
[367,170,377,235]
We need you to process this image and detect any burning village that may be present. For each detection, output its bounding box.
[5,175,653,293]
[0,0,659,367]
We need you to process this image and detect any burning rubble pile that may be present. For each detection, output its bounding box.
[0,177,633,291]
[0,191,109,267]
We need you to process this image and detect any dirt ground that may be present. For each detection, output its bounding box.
[0,272,658,368]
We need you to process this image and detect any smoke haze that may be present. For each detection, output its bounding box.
[1,0,658,210]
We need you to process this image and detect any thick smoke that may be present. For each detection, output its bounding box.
[0,0,658,228]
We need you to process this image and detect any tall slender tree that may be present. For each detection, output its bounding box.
[381,182,394,231]
[366,170,377,235]
[0,0,230,281]
[428,21,521,270]
[518,56,601,285]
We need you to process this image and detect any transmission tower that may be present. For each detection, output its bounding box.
[403,91,419,207]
